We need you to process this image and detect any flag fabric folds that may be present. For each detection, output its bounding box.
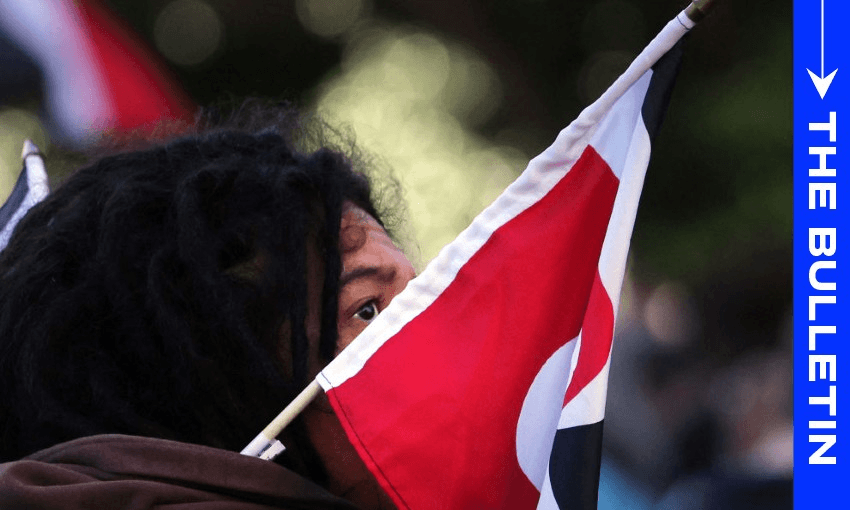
[316,9,696,510]
[0,0,194,146]
[0,142,49,252]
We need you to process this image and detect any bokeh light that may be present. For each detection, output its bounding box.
[577,0,645,105]
[154,0,224,67]
[314,23,524,265]
[577,50,634,104]
[296,0,372,39]
[643,281,698,346]
[439,44,503,127]
[0,109,49,201]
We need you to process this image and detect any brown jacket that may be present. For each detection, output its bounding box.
[0,434,358,509]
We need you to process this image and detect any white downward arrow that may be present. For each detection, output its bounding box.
[807,0,838,99]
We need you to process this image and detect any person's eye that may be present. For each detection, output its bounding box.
[353,300,380,323]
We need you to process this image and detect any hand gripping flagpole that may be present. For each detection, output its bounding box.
[240,0,716,462]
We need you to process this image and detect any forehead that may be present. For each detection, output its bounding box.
[341,203,381,231]
[339,205,391,253]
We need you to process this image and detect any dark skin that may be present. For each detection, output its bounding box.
[298,203,416,509]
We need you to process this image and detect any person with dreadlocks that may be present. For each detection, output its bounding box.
[0,102,413,509]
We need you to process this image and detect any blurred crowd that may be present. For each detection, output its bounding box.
[601,278,792,509]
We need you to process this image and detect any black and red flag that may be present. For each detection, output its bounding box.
[307,4,708,509]
[1,0,195,249]
[0,0,194,146]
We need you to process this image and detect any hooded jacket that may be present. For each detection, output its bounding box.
[0,434,358,509]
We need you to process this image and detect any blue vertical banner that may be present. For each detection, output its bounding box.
[794,0,849,506]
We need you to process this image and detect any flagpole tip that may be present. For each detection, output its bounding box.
[685,0,715,24]
[21,139,42,160]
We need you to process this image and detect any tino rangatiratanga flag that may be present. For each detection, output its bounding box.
[311,5,706,510]
[0,0,195,249]
[0,0,194,146]
[0,141,48,252]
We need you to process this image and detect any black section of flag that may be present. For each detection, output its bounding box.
[0,164,30,232]
[549,420,604,510]
[641,38,685,142]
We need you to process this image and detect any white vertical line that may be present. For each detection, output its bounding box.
[821,0,825,77]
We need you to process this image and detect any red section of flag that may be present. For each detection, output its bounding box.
[327,146,619,509]
[75,0,195,131]
[563,271,615,406]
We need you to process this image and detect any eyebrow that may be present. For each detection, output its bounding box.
[339,266,398,288]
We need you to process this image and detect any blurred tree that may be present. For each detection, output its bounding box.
[103,0,790,294]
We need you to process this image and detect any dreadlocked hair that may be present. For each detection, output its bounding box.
[0,100,394,476]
